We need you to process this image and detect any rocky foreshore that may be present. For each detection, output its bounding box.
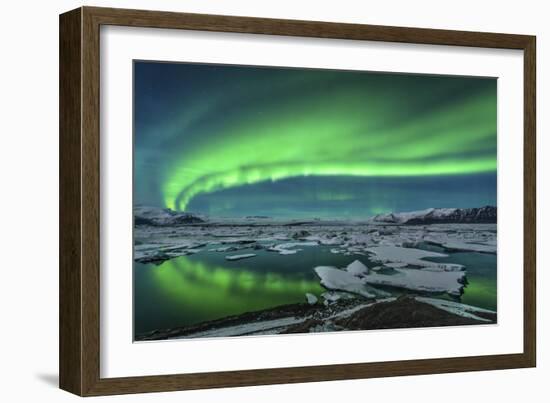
[136,295,496,341]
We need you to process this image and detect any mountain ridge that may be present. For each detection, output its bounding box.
[134,205,205,226]
[370,206,496,225]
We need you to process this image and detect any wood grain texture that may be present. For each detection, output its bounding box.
[59,6,537,396]
[59,8,83,396]
[80,6,102,396]
[85,6,532,49]
[523,38,536,367]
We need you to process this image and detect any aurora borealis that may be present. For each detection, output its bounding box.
[134,61,497,218]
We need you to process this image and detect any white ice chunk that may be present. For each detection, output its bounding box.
[367,246,464,271]
[225,253,257,261]
[345,260,369,276]
[384,262,408,268]
[268,241,317,255]
[314,266,388,298]
[363,268,466,296]
[321,291,357,306]
[371,266,383,271]
[276,249,299,255]
[319,237,343,245]
[209,246,236,252]
[424,231,497,254]
[440,240,496,254]
[305,293,318,305]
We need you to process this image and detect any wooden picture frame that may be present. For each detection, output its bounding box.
[59,6,536,396]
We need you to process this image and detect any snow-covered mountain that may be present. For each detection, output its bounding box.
[134,206,204,226]
[370,206,496,225]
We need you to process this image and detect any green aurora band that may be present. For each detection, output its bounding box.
[134,64,497,212]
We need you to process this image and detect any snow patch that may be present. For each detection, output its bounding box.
[416,297,495,322]
[175,317,303,338]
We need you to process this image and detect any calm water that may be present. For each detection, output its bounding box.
[134,245,496,335]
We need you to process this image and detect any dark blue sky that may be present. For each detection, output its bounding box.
[134,61,497,218]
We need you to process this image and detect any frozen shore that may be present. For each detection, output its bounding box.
[136,295,496,341]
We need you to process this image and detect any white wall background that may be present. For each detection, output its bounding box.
[0,0,546,401]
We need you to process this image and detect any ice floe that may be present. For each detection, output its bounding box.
[305,293,318,305]
[425,237,497,254]
[134,241,206,263]
[316,256,466,297]
[314,266,390,298]
[268,241,318,255]
[209,246,239,252]
[225,254,257,261]
[363,268,466,296]
[383,262,408,269]
[367,246,464,272]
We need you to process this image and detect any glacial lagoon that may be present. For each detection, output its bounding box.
[134,241,496,336]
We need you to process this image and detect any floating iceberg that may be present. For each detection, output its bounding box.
[345,260,369,276]
[209,246,239,252]
[268,241,318,255]
[426,238,497,254]
[383,262,408,268]
[367,246,464,272]
[314,266,389,298]
[317,256,466,298]
[225,253,257,261]
[305,293,318,305]
[363,268,466,296]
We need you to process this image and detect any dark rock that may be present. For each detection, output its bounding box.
[134,216,155,226]
[334,296,495,330]
[135,252,171,265]
[281,319,323,334]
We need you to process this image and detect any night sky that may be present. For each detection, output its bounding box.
[134,61,497,218]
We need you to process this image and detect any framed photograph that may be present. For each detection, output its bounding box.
[59,6,536,396]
